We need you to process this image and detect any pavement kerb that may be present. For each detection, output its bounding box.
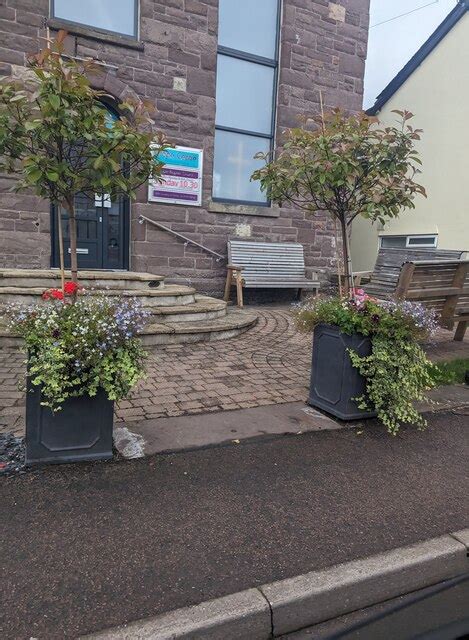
[82,529,469,640]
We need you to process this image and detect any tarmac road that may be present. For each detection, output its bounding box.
[1,411,468,639]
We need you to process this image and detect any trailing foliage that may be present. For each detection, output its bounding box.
[252,108,426,292]
[294,292,439,434]
[6,291,149,411]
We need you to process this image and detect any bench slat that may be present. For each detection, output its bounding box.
[228,240,319,292]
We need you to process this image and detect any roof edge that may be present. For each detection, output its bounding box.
[367,0,469,115]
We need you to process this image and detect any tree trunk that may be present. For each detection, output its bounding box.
[56,204,65,295]
[339,216,354,297]
[65,198,78,284]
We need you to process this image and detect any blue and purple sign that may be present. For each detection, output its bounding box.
[148,146,203,206]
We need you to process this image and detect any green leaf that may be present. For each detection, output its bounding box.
[28,170,42,183]
[49,95,60,110]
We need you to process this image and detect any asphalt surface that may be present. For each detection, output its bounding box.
[1,411,469,639]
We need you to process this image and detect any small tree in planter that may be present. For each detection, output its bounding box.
[7,291,150,464]
[252,109,432,429]
[0,31,167,287]
[252,108,426,293]
[0,34,168,464]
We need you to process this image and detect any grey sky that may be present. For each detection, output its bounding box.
[364,0,458,108]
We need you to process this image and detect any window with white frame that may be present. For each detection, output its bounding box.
[380,235,438,249]
[51,0,139,38]
[212,0,280,205]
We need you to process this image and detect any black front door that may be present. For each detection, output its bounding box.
[52,193,129,270]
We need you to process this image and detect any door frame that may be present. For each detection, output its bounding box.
[50,197,130,271]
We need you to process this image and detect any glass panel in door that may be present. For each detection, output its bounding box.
[60,193,102,269]
[102,196,127,270]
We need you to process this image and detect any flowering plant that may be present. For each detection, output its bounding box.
[6,292,149,410]
[295,291,438,342]
[294,294,439,434]
[42,281,82,301]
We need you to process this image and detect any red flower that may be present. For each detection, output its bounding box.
[42,288,64,300]
[42,282,82,301]
[64,281,81,295]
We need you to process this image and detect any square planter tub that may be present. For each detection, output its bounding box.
[308,323,377,420]
[25,381,114,465]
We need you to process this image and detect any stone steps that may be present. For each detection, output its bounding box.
[0,269,165,291]
[0,285,197,307]
[140,309,258,345]
[0,269,258,345]
[149,296,227,322]
[0,308,258,347]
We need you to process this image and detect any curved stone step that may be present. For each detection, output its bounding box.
[0,308,258,346]
[0,269,165,291]
[0,285,197,307]
[149,296,227,323]
[140,309,258,345]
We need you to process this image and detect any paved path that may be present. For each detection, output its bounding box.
[0,307,467,437]
[1,411,468,639]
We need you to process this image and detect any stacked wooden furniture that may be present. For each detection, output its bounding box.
[359,248,466,299]
[225,240,320,307]
[360,249,469,341]
[394,258,469,341]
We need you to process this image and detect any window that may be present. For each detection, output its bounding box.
[212,0,280,205]
[51,0,138,38]
[380,235,438,249]
[407,235,438,247]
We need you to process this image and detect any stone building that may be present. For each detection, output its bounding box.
[0,0,369,296]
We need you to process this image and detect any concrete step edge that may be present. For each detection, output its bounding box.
[0,269,165,282]
[81,530,469,640]
[0,286,197,297]
[142,310,256,334]
[150,299,227,316]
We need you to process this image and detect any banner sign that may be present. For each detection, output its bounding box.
[148,146,203,206]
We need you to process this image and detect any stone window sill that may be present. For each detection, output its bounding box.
[208,201,280,218]
[48,18,144,51]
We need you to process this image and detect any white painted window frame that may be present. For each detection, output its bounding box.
[379,234,438,249]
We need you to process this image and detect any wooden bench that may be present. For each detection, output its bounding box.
[225,240,320,307]
[393,259,469,341]
[361,248,466,299]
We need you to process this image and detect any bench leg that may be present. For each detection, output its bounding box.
[224,270,232,303]
[454,321,467,342]
[296,288,302,301]
[235,272,244,308]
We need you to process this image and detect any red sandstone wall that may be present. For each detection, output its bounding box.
[0,0,369,294]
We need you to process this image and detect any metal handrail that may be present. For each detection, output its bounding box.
[138,214,225,262]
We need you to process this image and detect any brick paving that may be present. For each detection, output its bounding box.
[0,307,468,437]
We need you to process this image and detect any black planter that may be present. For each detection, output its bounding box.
[308,323,377,420]
[25,381,114,466]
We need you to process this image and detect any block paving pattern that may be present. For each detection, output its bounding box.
[0,308,468,437]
